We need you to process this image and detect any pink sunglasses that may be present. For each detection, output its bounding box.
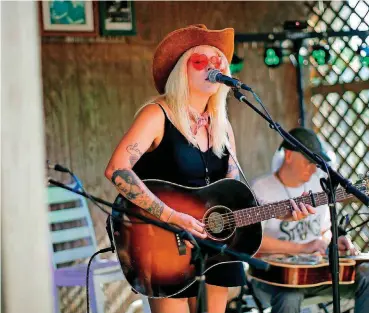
[188,53,225,71]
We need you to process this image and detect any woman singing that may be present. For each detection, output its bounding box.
[105,24,315,313]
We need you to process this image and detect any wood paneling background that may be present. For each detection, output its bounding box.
[43,0,308,206]
[42,2,309,311]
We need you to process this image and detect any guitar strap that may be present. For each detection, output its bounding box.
[225,141,261,206]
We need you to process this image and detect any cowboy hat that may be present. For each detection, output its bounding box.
[153,24,234,94]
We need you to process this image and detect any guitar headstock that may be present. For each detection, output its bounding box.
[355,172,369,196]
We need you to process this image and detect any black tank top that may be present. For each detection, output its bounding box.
[133,104,229,187]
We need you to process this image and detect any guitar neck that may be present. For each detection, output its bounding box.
[235,187,351,227]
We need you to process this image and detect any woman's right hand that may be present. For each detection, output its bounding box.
[169,211,207,248]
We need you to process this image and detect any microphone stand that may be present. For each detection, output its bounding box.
[231,87,369,313]
[48,178,269,313]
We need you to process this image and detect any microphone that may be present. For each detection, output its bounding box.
[47,161,70,173]
[207,69,252,91]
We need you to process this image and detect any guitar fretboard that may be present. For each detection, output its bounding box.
[234,187,351,227]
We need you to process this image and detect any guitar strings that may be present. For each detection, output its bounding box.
[212,190,338,224]
[201,192,333,232]
[209,194,339,232]
[200,193,324,223]
[120,186,350,233]
[201,192,333,223]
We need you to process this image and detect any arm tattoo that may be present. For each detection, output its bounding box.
[148,200,165,219]
[111,168,164,219]
[227,161,240,181]
[126,143,143,167]
[111,169,141,200]
[227,164,238,174]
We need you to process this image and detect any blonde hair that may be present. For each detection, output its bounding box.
[140,45,231,158]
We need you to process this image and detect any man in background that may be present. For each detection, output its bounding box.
[251,127,369,313]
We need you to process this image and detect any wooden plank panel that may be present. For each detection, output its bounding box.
[310,81,369,96]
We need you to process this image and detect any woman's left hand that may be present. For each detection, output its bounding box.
[278,191,316,221]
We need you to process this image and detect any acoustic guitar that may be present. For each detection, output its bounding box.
[110,175,368,297]
[248,253,369,288]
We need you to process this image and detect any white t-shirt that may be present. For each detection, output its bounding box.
[251,173,331,244]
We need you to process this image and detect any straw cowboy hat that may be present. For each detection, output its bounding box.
[152,24,235,94]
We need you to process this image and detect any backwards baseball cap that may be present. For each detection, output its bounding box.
[279,127,331,162]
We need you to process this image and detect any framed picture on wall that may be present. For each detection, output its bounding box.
[99,1,136,36]
[39,1,99,37]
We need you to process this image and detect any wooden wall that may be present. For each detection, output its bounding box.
[42,1,309,245]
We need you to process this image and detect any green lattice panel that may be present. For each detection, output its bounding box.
[307,1,369,251]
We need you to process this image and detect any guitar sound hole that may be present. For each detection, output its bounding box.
[207,212,224,233]
[204,205,236,241]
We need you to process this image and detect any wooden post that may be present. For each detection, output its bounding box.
[1,2,53,313]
